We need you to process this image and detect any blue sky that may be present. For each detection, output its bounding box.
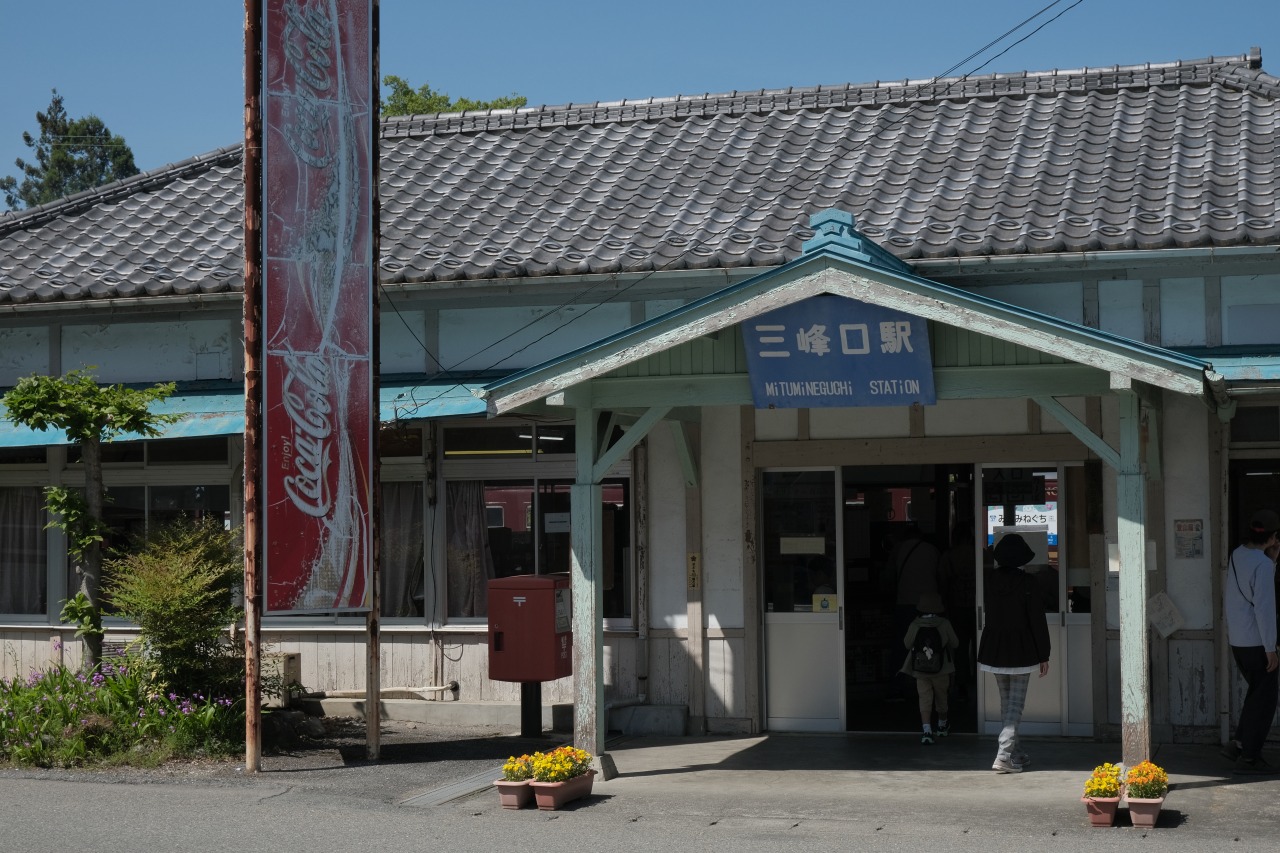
[1,0,1277,188]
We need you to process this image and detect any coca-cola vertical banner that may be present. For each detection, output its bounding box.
[262,0,373,613]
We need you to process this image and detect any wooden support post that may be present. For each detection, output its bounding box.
[683,422,706,735]
[571,483,606,761]
[242,0,263,774]
[572,406,615,777]
[365,0,382,764]
[1116,388,1151,765]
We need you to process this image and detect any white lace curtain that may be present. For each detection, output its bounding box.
[0,487,46,614]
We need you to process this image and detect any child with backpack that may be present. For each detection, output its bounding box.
[901,592,960,744]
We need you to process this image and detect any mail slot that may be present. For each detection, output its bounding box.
[487,574,572,682]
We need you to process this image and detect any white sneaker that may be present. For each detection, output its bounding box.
[991,757,1023,774]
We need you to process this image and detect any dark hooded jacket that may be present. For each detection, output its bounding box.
[976,535,1051,669]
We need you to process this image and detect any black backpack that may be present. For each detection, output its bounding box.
[912,624,945,674]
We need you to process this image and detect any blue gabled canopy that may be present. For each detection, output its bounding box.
[479,209,1212,415]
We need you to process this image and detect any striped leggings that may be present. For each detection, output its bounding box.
[994,672,1031,761]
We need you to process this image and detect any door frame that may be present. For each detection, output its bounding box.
[976,462,1092,737]
[760,466,846,731]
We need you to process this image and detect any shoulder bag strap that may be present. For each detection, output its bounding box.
[1231,553,1254,606]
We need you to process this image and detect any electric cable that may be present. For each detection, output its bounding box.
[378,0,1087,413]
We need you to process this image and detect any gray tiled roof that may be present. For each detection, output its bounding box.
[1,51,1278,306]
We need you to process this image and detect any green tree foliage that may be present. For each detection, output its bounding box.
[380,74,527,116]
[1,370,176,666]
[0,89,139,211]
[106,518,244,697]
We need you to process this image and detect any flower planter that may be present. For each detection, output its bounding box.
[530,770,597,811]
[1126,796,1164,828]
[1082,796,1120,827]
[494,779,533,809]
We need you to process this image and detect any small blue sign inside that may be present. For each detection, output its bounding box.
[742,294,936,409]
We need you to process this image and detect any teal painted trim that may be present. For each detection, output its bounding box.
[0,392,244,447]
[1032,396,1120,470]
[576,364,1108,410]
[1204,356,1280,382]
[592,405,669,481]
[0,381,487,448]
[381,382,487,420]
[483,211,1209,410]
[802,209,914,276]
[669,421,699,488]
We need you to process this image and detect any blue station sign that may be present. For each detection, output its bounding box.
[742,294,936,409]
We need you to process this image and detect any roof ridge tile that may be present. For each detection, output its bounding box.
[380,52,1268,138]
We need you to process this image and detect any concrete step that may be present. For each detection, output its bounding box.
[292,698,689,736]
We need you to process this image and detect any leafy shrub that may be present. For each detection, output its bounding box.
[104,517,243,697]
[0,648,242,768]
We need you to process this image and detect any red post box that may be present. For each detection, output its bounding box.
[488,574,572,682]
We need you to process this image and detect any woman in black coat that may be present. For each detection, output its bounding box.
[976,533,1051,773]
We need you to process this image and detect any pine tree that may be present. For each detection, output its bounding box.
[1,89,139,211]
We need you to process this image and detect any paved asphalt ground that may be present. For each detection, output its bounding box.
[4,719,1280,852]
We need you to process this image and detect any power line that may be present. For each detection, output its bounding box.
[380,0,1088,414]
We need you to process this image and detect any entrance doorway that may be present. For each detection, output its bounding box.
[762,461,1094,735]
[841,464,975,733]
[761,464,976,733]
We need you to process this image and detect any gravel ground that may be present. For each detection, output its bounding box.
[0,715,566,806]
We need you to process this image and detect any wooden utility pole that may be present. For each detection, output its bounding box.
[242,0,264,773]
[365,0,382,761]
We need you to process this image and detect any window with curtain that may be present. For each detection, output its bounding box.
[0,486,47,614]
[446,480,496,618]
[67,485,232,613]
[381,481,424,618]
[444,477,632,620]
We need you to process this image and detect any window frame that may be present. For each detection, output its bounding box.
[436,418,635,631]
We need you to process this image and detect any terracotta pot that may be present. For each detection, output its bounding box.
[1082,796,1120,827]
[494,779,533,809]
[1126,795,1164,828]
[530,770,597,811]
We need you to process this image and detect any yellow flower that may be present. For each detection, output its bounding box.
[1082,762,1121,798]
[501,754,533,782]
[530,746,594,782]
[1125,760,1168,799]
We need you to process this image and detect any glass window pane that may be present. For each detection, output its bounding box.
[0,486,47,614]
[149,485,232,528]
[381,482,424,618]
[103,486,147,555]
[1232,407,1280,443]
[482,480,535,579]
[380,425,423,458]
[147,437,229,465]
[534,424,574,454]
[68,486,145,613]
[442,426,531,458]
[445,480,503,618]
[761,471,836,613]
[982,467,1059,613]
[536,481,573,576]
[446,477,633,620]
[601,478,631,619]
[0,447,46,465]
[68,441,144,464]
